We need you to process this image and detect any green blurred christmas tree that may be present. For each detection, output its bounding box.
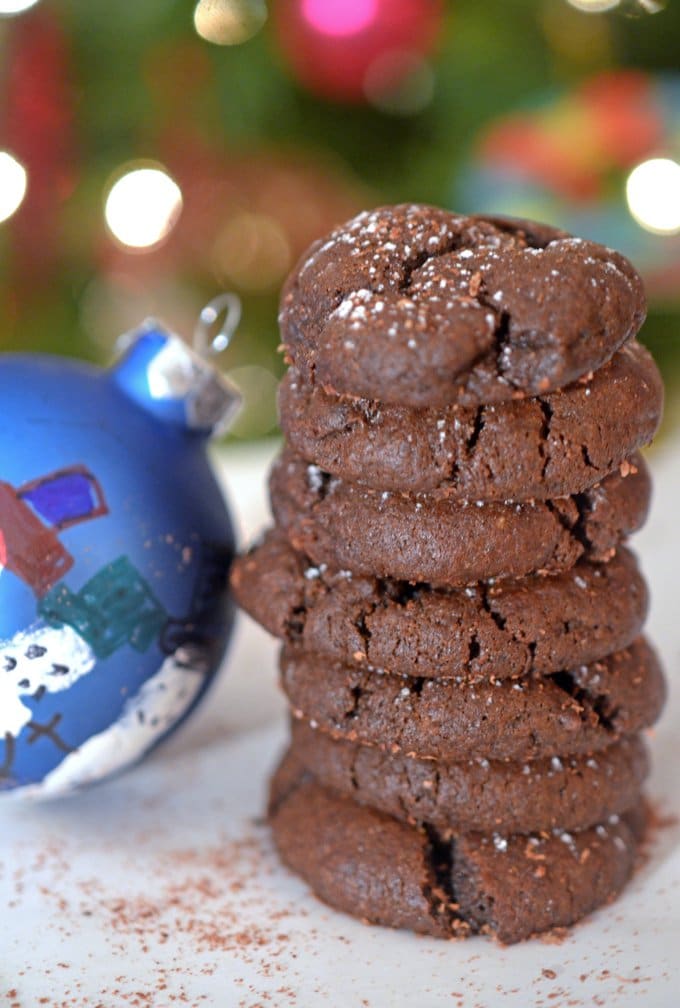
[0,0,678,437]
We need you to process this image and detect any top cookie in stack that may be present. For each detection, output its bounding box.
[279,206,646,409]
[231,204,665,944]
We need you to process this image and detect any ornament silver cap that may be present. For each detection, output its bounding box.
[111,295,243,437]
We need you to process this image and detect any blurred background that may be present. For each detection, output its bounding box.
[0,0,679,440]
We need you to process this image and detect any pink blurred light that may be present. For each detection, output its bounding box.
[301,0,378,37]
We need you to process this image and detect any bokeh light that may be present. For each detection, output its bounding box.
[273,0,442,103]
[626,157,680,235]
[565,0,665,10]
[565,0,620,11]
[193,0,267,45]
[104,165,183,250]
[0,0,41,15]
[0,151,28,224]
[301,0,378,37]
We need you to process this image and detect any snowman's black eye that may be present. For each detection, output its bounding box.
[25,644,47,659]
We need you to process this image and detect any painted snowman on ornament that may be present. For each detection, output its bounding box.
[0,312,240,796]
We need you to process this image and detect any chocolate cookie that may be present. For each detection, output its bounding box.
[281,638,665,762]
[270,750,643,944]
[231,532,648,681]
[278,340,663,497]
[279,205,646,408]
[270,450,650,587]
[289,720,649,835]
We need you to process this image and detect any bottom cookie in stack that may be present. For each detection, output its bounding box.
[270,748,646,945]
[267,636,665,943]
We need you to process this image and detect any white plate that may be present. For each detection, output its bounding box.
[1,439,679,1008]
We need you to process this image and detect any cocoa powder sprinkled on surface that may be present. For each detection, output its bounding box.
[2,820,314,1007]
[2,764,677,1007]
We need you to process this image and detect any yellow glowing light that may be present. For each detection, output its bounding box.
[104,166,183,250]
[0,0,41,14]
[193,0,267,45]
[565,0,620,11]
[0,151,27,224]
[626,158,680,236]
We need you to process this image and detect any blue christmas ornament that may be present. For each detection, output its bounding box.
[0,299,241,796]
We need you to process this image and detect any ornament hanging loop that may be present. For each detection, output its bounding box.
[194,292,241,358]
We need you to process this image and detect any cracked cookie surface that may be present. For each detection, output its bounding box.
[278,340,663,497]
[289,720,649,835]
[280,637,665,761]
[230,531,648,681]
[279,204,646,408]
[270,449,650,586]
[234,202,664,943]
[269,749,642,944]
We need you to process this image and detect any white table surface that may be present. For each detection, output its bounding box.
[1,436,679,1008]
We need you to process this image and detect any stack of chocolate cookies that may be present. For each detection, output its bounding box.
[231,205,666,943]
